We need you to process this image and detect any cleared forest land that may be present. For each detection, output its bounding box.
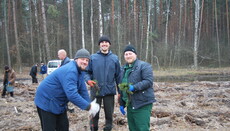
[0,67,229,130]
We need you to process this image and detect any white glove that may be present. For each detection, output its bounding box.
[89,99,100,117]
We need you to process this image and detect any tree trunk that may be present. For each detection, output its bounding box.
[176,0,183,66]
[214,0,221,67]
[70,0,77,55]
[110,0,115,44]
[158,0,163,41]
[133,0,138,48]
[126,0,130,42]
[90,0,94,53]
[145,0,151,61]
[81,0,85,48]
[117,0,122,60]
[183,0,187,46]
[12,0,22,73]
[194,0,200,69]
[67,0,73,57]
[4,0,11,67]
[57,23,60,51]
[189,0,194,43]
[226,0,230,59]
[198,0,204,46]
[164,0,170,66]
[140,0,147,60]
[153,0,157,30]
[120,0,126,45]
[41,0,51,60]
[34,0,42,63]
[98,0,103,36]
[29,0,35,64]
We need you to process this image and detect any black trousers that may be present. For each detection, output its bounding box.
[32,76,38,83]
[90,95,114,131]
[37,107,69,131]
[1,84,13,97]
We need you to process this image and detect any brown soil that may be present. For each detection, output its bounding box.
[0,75,230,131]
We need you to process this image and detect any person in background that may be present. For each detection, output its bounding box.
[40,62,47,80]
[119,44,156,131]
[34,48,100,131]
[85,35,121,131]
[29,63,38,84]
[58,49,73,112]
[58,49,71,66]
[2,65,16,98]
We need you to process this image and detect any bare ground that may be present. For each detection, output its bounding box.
[0,76,230,131]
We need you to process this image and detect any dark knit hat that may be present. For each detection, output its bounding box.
[74,48,90,59]
[4,65,9,70]
[124,44,137,54]
[98,35,111,45]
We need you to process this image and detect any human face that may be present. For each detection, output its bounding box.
[58,50,66,60]
[58,52,64,60]
[99,41,110,53]
[76,58,89,70]
[124,51,137,64]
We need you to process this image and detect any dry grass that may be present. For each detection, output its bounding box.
[154,67,230,77]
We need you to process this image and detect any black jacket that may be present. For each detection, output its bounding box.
[30,65,37,77]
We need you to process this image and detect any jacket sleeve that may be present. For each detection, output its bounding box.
[84,58,93,82]
[61,71,90,110]
[29,67,33,76]
[78,76,90,103]
[115,59,121,89]
[9,70,16,84]
[119,91,126,107]
[133,63,153,91]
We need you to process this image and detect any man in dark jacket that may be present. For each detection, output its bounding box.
[30,64,38,83]
[2,65,16,97]
[58,49,71,66]
[85,35,121,131]
[34,48,100,130]
[119,44,156,131]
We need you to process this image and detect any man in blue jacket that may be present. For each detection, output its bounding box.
[34,48,100,131]
[85,35,121,131]
[40,62,47,80]
[119,44,156,131]
[58,49,71,66]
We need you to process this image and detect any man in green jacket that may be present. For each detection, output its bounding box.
[119,44,156,131]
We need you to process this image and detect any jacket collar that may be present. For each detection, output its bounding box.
[97,50,112,56]
[74,61,82,74]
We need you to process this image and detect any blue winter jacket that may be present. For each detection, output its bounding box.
[40,65,47,74]
[34,61,90,114]
[119,59,156,109]
[85,50,121,97]
[61,57,71,66]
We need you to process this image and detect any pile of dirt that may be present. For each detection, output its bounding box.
[0,80,230,131]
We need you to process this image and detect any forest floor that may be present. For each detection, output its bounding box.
[0,67,230,131]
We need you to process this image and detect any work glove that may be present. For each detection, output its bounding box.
[89,99,100,117]
[129,85,135,92]
[120,106,126,115]
[87,80,96,87]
